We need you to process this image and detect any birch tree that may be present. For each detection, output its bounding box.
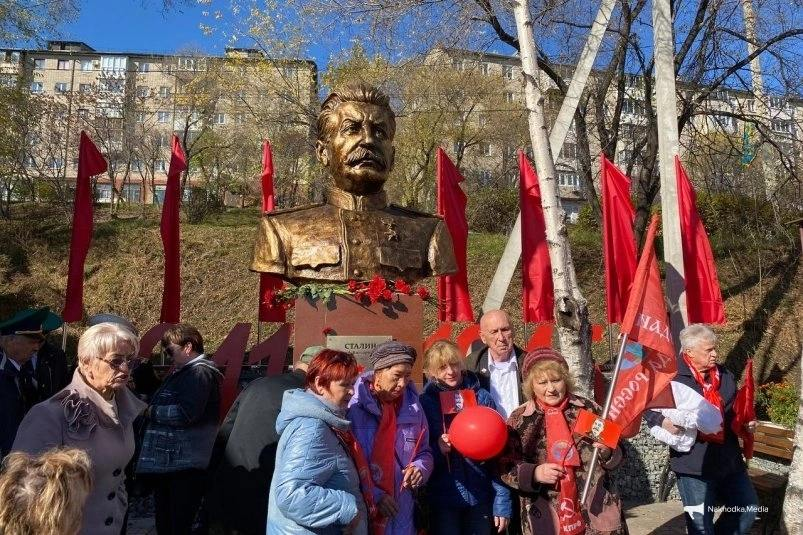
[781,342,803,532]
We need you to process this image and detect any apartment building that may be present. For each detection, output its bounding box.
[0,41,318,204]
[425,47,802,220]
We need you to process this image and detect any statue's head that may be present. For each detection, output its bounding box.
[316,84,396,195]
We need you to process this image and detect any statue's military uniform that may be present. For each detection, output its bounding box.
[250,187,458,283]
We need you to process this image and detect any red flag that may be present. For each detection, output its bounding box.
[159,135,187,323]
[601,156,638,324]
[676,157,726,324]
[62,131,107,322]
[731,359,756,458]
[258,140,287,322]
[436,148,473,322]
[519,150,554,323]
[607,215,677,437]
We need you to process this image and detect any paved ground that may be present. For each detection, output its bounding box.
[127,499,769,534]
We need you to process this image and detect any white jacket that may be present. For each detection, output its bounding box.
[648,381,723,452]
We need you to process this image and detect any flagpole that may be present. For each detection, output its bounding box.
[580,333,629,504]
[61,323,68,351]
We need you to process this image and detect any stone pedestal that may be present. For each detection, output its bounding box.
[294,294,424,380]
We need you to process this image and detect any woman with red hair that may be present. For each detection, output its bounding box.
[267,350,373,535]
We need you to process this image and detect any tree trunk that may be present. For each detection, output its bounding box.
[511,0,593,396]
[781,329,803,532]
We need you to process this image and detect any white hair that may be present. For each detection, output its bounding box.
[77,323,139,365]
[679,323,717,353]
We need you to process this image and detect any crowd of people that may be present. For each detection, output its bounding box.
[0,307,759,535]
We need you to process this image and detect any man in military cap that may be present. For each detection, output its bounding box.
[251,83,457,283]
[0,307,60,458]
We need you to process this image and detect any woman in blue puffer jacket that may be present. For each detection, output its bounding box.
[419,341,512,535]
[267,350,370,535]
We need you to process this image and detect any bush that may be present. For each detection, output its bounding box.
[756,382,798,428]
[466,185,518,233]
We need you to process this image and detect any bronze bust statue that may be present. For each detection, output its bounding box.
[250,84,458,283]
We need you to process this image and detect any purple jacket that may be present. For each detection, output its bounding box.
[347,374,433,535]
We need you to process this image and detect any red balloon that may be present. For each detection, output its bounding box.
[448,406,508,461]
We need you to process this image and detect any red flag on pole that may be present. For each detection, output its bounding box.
[519,150,554,323]
[676,156,726,324]
[159,135,187,324]
[258,140,287,322]
[62,131,107,322]
[601,155,638,324]
[731,359,756,458]
[436,148,473,322]
[607,215,678,437]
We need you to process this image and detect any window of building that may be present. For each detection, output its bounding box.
[95,183,113,202]
[54,82,69,93]
[153,185,167,204]
[453,141,465,154]
[177,57,199,71]
[282,66,296,78]
[503,65,513,80]
[99,78,124,93]
[234,113,245,125]
[157,111,170,123]
[33,58,45,70]
[708,89,729,102]
[480,62,490,75]
[136,111,146,123]
[100,56,127,73]
[8,51,20,63]
[624,74,641,88]
[621,98,644,116]
[132,160,142,172]
[713,115,733,129]
[478,169,492,184]
[137,62,150,73]
[771,120,792,134]
[157,134,168,147]
[136,86,149,98]
[557,171,580,188]
[746,100,755,112]
[0,74,14,87]
[79,83,91,93]
[57,59,70,70]
[120,184,141,203]
[159,86,171,97]
[451,59,463,71]
[156,160,167,172]
[561,143,577,159]
[80,59,93,71]
[478,142,491,156]
[504,91,515,103]
[50,157,63,170]
[213,113,225,124]
[30,82,43,93]
[769,96,787,109]
[77,108,89,119]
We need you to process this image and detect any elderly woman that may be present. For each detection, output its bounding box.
[348,341,433,535]
[268,349,369,535]
[12,323,146,535]
[0,447,93,535]
[419,340,511,534]
[498,348,627,535]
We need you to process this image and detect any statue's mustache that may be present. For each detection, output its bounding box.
[345,147,386,168]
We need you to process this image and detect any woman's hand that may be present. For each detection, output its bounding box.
[438,433,452,454]
[494,516,510,533]
[402,465,423,489]
[593,442,613,462]
[534,462,565,485]
[745,420,757,433]
[377,495,399,518]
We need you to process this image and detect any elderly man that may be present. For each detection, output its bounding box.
[207,345,322,535]
[250,83,457,283]
[644,324,758,535]
[0,307,58,458]
[466,310,525,419]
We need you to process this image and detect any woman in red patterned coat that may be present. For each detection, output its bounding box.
[497,349,628,535]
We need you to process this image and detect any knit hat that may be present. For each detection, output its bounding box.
[521,348,568,380]
[370,341,416,370]
[299,345,325,364]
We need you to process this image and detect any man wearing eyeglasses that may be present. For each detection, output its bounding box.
[136,323,223,535]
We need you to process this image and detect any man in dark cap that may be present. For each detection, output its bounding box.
[206,345,322,535]
[0,307,54,458]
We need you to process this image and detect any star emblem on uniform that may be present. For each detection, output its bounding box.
[381,218,399,241]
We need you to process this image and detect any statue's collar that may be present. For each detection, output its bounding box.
[327,186,387,211]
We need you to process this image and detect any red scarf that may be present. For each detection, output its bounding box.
[370,385,402,533]
[683,355,725,443]
[539,397,586,535]
[334,428,383,535]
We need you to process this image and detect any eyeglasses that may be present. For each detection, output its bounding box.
[98,355,141,371]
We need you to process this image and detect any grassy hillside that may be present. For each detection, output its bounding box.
[1,204,800,385]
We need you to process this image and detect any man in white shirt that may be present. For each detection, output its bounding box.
[466,309,524,419]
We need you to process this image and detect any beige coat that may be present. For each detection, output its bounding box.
[13,369,146,535]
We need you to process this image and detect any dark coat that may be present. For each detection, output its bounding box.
[465,344,525,403]
[0,346,70,458]
[206,369,306,535]
[644,357,744,478]
[419,371,512,518]
[136,357,222,474]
